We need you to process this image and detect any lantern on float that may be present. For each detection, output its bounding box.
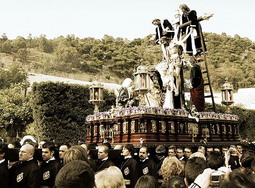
[133,66,150,93]
[89,82,104,114]
[221,78,234,113]
[133,66,151,106]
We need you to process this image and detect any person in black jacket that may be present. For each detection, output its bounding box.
[0,144,9,188]
[40,142,61,188]
[120,144,139,188]
[138,147,158,180]
[10,143,40,188]
[96,145,114,172]
[179,4,207,56]
[189,58,205,112]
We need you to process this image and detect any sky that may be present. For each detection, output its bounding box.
[0,0,254,41]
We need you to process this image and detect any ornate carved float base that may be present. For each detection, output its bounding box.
[86,108,240,147]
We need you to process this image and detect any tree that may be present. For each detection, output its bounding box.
[0,64,28,90]
[37,34,54,53]
[0,85,33,143]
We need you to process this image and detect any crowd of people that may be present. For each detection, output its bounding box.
[1,137,255,188]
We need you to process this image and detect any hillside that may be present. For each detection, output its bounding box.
[0,33,254,91]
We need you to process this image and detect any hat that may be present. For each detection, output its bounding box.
[155,145,166,154]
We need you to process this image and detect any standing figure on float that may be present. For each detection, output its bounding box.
[179,4,207,57]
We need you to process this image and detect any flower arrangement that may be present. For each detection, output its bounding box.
[116,107,189,117]
[198,112,239,121]
[86,112,111,121]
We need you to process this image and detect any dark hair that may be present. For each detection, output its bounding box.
[149,70,163,91]
[207,151,224,170]
[167,176,185,188]
[42,142,56,152]
[240,150,255,168]
[55,160,95,188]
[155,145,166,154]
[10,141,21,148]
[103,142,111,150]
[163,19,173,30]
[124,144,134,153]
[87,143,97,150]
[185,157,207,186]
[0,143,7,154]
[134,175,158,188]
[60,143,71,149]
[220,169,255,188]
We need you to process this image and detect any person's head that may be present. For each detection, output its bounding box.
[80,143,87,151]
[122,144,134,157]
[8,141,21,149]
[240,150,255,169]
[222,146,229,154]
[179,4,190,15]
[176,147,184,159]
[160,156,184,183]
[167,176,185,188]
[168,148,176,157]
[184,147,192,159]
[42,141,55,161]
[155,145,166,159]
[168,146,177,157]
[197,146,205,155]
[134,175,158,188]
[0,144,7,160]
[55,160,95,188]
[19,143,35,161]
[59,144,70,159]
[152,18,161,26]
[229,145,238,156]
[95,166,125,188]
[237,144,243,154]
[220,169,255,188]
[189,152,206,161]
[139,147,149,160]
[206,147,214,155]
[63,145,89,165]
[206,151,224,170]
[185,157,207,186]
[98,145,109,160]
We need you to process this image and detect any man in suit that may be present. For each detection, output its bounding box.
[40,142,61,188]
[96,145,114,172]
[120,144,139,188]
[0,144,9,188]
[138,146,158,179]
[10,143,40,188]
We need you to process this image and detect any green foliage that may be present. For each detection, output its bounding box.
[31,82,115,144]
[36,35,54,53]
[0,32,254,89]
[0,64,28,90]
[216,104,255,141]
[0,85,33,138]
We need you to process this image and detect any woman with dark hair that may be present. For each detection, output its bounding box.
[134,175,158,188]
